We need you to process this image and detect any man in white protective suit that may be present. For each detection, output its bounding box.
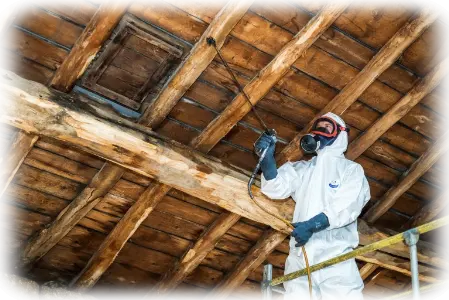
[254,112,370,300]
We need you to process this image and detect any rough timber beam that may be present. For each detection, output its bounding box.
[190,3,347,153]
[155,212,241,292]
[50,0,127,92]
[1,71,441,283]
[19,163,124,269]
[0,0,25,41]
[346,58,449,160]
[359,263,379,281]
[409,190,449,228]
[363,132,449,223]
[212,230,287,297]
[0,130,37,197]
[277,9,438,164]
[139,0,254,129]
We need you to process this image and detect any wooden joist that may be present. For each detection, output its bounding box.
[0,0,25,41]
[19,163,124,269]
[1,70,442,283]
[71,183,171,289]
[277,9,438,164]
[190,3,347,153]
[139,0,254,129]
[363,132,449,223]
[410,190,449,228]
[155,212,241,292]
[0,130,37,197]
[50,0,127,92]
[346,58,449,160]
[360,263,379,281]
[212,230,287,297]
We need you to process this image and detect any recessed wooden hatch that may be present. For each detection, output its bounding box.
[82,14,189,111]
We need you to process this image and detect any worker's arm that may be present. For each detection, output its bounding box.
[261,161,306,200]
[322,164,371,229]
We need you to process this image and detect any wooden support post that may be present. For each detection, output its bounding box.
[277,9,438,164]
[19,163,124,269]
[346,58,449,160]
[50,0,127,92]
[70,183,171,289]
[0,131,38,197]
[139,0,254,128]
[1,70,443,284]
[410,190,449,228]
[0,0,25,41]
[155,212,241,292]
[363,132,449,223]
[190,3,347,153]
[359,263,379,281]
[212,230,287,297]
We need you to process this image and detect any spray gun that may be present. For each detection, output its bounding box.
[206,37,276,199]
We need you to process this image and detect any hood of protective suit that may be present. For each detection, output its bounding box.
[315,112,348,156]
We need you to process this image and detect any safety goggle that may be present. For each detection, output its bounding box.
[310,116,349,138]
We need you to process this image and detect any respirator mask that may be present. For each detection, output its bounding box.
[300,116,349,154]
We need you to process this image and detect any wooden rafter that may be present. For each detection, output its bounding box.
[0,0,25,41]
[1,70,441,283]
[277,9,438,164]
[0,130,37,197]
[50,0,127,92]
[19,163,124,269]
[139,0,254,129]
[360,263,379,281]
[70,183,171,289]
[155,212,241,292]
[212,230,287,297]
[190,3,347,153]
[363,132,449,223]
[346,58,449,160]
[409,190,449,228]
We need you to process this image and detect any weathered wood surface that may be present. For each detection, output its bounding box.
[0,130,38,197]
[363,132,449,223]
[346,58,449,160]
[360,263,379,281]
[139,0,253,128]
[20,163,124,269]
[70,182,171,289]
[0,0,25,41]
[277,10,438,164]
[50,0,127,92]
[1,71,442,277]
[190,3,347,153]
[156,212,241,292]
[212,230,287,296]
[409,190,449,228]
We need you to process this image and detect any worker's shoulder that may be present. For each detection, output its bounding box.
[342,157,365,173]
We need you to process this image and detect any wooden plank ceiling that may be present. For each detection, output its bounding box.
[0,0,447,298]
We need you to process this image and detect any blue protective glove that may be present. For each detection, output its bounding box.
[291,213,330,247]
[254,133,277,180]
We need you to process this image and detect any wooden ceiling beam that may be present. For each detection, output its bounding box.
[277,9,438,164]
[155,212,241,292]
[212,230,287,297]
[359,263,379,281]
[409,190,449,228]
[0,0,25,41]
[1,70,442,284]
[346,58,449,160]
[0,130,37,197]
[19,163,124,270]
[139,0,254,129]
[190,3,347,153]
[50,0,127,92]
[363,132,449,223]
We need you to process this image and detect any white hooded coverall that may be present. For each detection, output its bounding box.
[261,113,371,300]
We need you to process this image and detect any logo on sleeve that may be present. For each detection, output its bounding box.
[329,179,340,189]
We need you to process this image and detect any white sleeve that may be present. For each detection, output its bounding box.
[322,164,371,229]
[261,161,307,200]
